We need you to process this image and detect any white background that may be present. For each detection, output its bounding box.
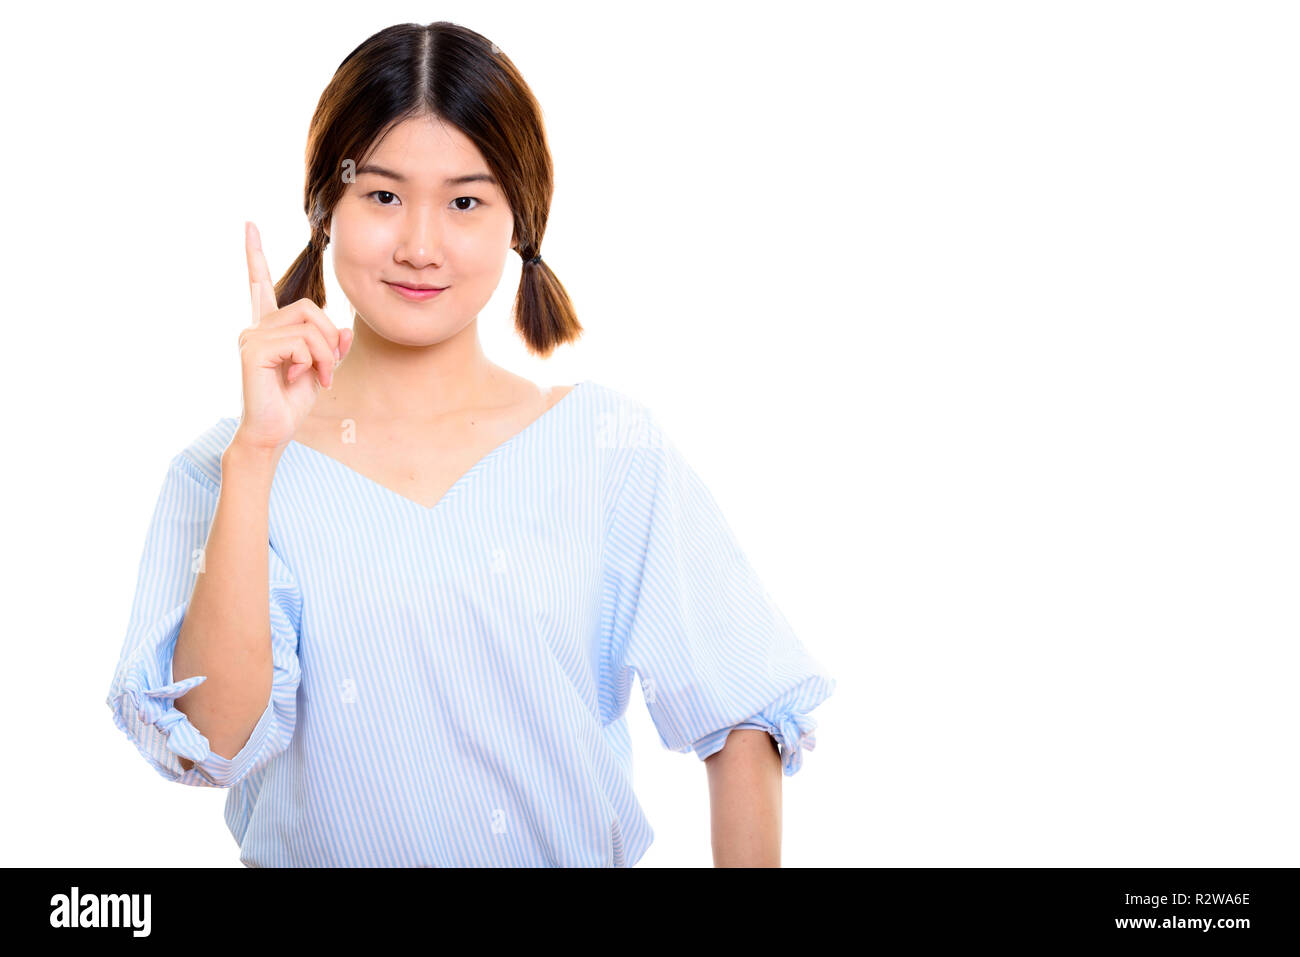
[2,0,1296,867]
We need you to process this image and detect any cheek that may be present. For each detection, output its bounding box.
[458,215,515,261]
[330,207,511,273]
[333,223,387,266]
[455,234,501,265]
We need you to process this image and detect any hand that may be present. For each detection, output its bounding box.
[233,221,353,451]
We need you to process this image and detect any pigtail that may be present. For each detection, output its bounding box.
[273,228,329,310]
[513,249,583,357]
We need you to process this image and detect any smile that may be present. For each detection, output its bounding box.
[384,282,447,301]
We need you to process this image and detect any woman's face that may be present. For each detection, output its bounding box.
[324,114,516,346]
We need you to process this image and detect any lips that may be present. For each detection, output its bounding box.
[385,281,447,302]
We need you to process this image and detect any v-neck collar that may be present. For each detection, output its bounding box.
[284,381,588,516]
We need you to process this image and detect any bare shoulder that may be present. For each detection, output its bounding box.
[512,375,574,414]
[545,382,576,409]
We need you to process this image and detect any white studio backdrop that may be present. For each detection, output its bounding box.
[0,0,1295,866]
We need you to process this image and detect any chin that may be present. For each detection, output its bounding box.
[352,305,467,346]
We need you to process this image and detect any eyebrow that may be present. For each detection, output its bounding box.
[355,164,497,187]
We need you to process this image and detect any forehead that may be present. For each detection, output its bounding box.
[359,116,492,182]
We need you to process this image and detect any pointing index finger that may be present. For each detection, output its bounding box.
[245,221,279,322]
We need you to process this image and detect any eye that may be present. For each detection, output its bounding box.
[367,190,399,206]
[452,196,482,211]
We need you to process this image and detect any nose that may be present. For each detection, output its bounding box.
[394,204,442,268]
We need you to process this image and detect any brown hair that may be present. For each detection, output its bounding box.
[274,21,582,357]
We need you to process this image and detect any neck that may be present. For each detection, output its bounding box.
[318,312,513,423]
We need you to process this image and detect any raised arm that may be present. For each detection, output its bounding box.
[705,728,782,867]
[171,439,281,767]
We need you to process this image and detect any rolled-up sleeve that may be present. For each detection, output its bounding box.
[600,404,836,777]
[105,453,302,788]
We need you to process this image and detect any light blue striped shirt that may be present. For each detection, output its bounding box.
[106,379,836,866]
